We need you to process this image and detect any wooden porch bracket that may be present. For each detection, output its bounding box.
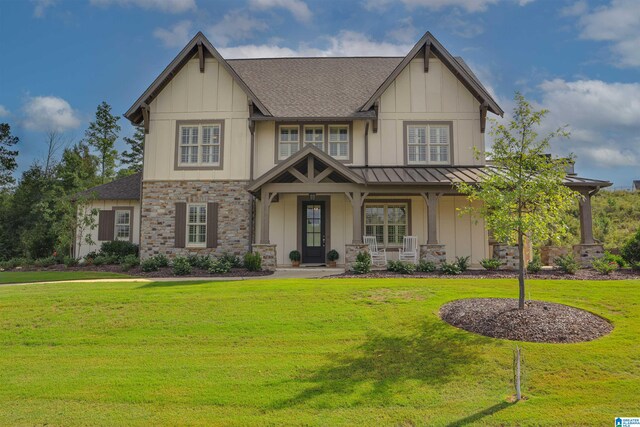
[141,103,150,134]
[197,41,205,73]
[480,102,488,133]
[424,40,431,73]
[288,167,310,183]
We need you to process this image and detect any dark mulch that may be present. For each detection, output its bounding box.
[440,298,613,343]
[333,268,640,280]
[7,265,273,278]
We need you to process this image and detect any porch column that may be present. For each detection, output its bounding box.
[422,192,439,244]
[346,191,367,244]
[578,191,594,244]
[260,189,277,244]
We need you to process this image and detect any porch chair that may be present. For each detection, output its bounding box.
[363,235,387,267]
[398,236,418,264]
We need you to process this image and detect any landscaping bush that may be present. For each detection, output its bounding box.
[33,256,57,268]
[219,252,242,268]
[172,256,192,276]
[92,254,118,266]
[151,254,170,268]
[441,261,462,275]
[244,252,262,272]
[289,250,301,263]
[140,258,159,272]
[0,257,31,270]
[632,261,640,271]
[480,258,502,271]
[592,258,617,275]
[455,256,471,272]
[63,256,79,267]
[621,229,640,265]
[527,252,542,273]
[186,254,212,269]
[100,241,139,260]
[327,249,339,262]
[209,259,232,274]
[387,260,415,274]
[84,251,98,262]
[352,251,371,274]
[120,254,140,271]
[555,254,579,274]
[416,260,437,273]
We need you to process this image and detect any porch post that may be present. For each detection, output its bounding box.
[424,193,439,244]
[260,188,277,244]
[578,191,595,244]
[351,192,363,244]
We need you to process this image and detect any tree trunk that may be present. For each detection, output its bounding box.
[514,345,522,401]
[518,231,525,310]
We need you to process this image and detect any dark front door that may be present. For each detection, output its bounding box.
[302,201,326,264]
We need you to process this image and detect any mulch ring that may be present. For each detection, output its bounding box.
[439,298,613,343]
[334,268,640,280]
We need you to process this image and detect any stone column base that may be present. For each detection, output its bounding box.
[573,244,604,267]
[252,244,277,271]
[345,243,369,271]
[540,246,569,266]
[493,244,519,270]
[419,244,446,266]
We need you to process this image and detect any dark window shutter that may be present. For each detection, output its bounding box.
[98,210,115,241]
[175,202,186,248]
[207,202,218,248]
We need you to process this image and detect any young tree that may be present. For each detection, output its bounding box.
[0,123,19,188]
[120,126,144,174]
[457,93,579,309]
[43,130,67,177]
[84,102,120,184]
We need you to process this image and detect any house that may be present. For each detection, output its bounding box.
[76,31,611,269]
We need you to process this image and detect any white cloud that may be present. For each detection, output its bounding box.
[218,31,412,58]
[22,96,81,132]
[249,0,312,22]
[580,147,638,167]
[0,105,9,117]
[207,10,268,47]
[443,11,485,38]
[560,0,588,17]
[153,20,193,48]
[32,0,55,17]
[577,0,640,67]
[386,17,418,43]
[90,0,196,14]
[363,0,533,13]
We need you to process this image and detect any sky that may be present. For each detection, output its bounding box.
[0,0,639,187]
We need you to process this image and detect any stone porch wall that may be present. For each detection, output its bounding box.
[493,244,519,270]
[140,180,252,259]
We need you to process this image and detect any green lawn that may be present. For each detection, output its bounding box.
[0,271,132,284]
[0,278,638,426]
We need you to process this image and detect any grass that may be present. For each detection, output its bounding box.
[0,277,638,426]
[0,271,131,284]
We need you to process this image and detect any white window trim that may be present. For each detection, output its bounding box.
[406,123,451,165]
[177,123,222,167]
[328,125,350,160]
[303,125,325,151]
[278,125,301,160]
[364,202,409,247]
[114,209,131,241]
[186,203,207,248]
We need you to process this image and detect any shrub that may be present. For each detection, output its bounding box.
[289,250,301,262]
[441,261,462,275]
[209,259,232,274]
[219,252,242,268]
[100,241,139,260]
[244,252,262,272]
[92,255,108,266]
[186,254,211,269]
[621,229,640,265]
[480,258,502,271]
[172,256,192,276]
[603,251,628,268]
[34,256,57,268]
[352,251,371,274]
[555,254,579,274]
[0,257,30,270]
[592,258,617,275]
[631,261,640,271]
[140,258,159,272]
[416,260,437,273]
[387,260,415,274]
[527,252,542,274]
[120,254,140,271]
[327,249,339,262]
[151,254,169,268]
[84,251,99,262]
[455,256,471,272]
[63,256,79,267]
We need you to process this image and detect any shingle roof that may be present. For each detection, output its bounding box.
[227,57,402,118]
[76,173,141,200]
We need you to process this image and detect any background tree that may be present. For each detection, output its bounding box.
[84,102,120,184]
[43,130,67,177]
[457,93,579,309]
[0,123,19,188]
[119,126,144,175]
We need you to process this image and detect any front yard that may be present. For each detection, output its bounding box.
[0,277,638,426]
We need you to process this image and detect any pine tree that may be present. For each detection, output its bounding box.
[120,126,144,173]
[84,102,120,184]
[0,123,19,188]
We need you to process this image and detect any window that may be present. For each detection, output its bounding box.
[177,122,222,167]
[187,204,207,247]
[278,126,300,160]
[114,209,131,241]
[364,203,408,246]
[407,123,451,165]
[303,125,324,151]
[328,125,349,160]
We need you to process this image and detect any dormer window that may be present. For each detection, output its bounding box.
[406,122,452,165]
[175,120,224,169]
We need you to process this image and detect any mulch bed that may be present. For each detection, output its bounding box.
[440,298,613,343]
[7,265,273,278]
[333,268,640,280]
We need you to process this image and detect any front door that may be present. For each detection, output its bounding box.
[302,201,326,264]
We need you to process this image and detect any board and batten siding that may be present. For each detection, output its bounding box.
[144,57,251,181]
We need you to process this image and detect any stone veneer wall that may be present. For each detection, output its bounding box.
[540,246,570,266]
[573,244,604,267]
[140,180,252,259]
[345,243,369,271]
[251,244,277,271]
[493,244,519,270]
[419,244,447,266]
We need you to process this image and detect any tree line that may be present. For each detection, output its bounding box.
[0,101,143,260]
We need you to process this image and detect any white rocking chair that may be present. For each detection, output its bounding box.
[363,235,387,267]
[398,236,418,264]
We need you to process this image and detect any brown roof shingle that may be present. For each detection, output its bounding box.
[76,173,141,200]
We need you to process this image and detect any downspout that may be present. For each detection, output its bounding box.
[248,108,256,252]
[364,121,370,167]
